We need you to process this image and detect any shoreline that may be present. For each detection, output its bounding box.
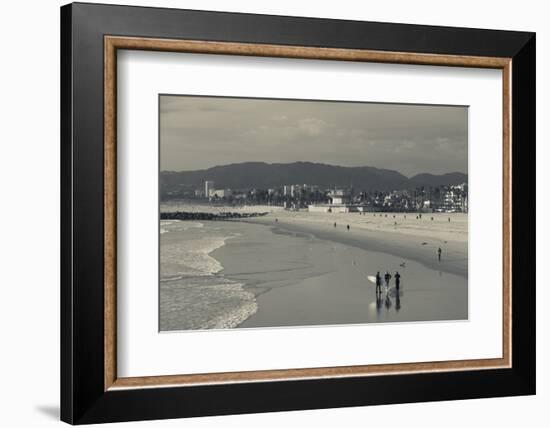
[159,207,469,329]
[159,220,258,331]
[207,218,467,328]
[159,216,468,329]
[241,216,467,278]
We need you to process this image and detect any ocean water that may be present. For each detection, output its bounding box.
[160,219,468,331]
[160,220,257,331]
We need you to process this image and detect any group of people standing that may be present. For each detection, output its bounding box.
[374,270,401,294]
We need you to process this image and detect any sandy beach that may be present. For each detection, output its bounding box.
[244,208,468,278]
[215,214,467,328]
[160,204,468,330]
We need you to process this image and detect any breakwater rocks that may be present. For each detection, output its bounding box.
[160,211,269,221]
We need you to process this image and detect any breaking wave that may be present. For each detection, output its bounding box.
[160,221,257,331]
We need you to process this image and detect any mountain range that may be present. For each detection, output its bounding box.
[161,162,467,193]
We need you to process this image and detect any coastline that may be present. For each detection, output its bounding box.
[242,214,468,278]
[209,216,467,328]
[159,220,258,331]
[159,207,469,330]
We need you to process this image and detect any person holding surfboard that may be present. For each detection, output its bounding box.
[394,271,401,289]
[375,271,382,294]
[384,271,392,290]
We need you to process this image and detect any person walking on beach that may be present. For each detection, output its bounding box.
[437,247,442,262]
[334,222,337,228]
[347,224,350,231]
[384,271,392,290]
[375,271,382,294]
[394,271,401,289]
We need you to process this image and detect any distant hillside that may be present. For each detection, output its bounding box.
[161,162,467,195]
[409,172,468,188]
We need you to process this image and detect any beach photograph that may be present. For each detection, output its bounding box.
[159,94,468,331]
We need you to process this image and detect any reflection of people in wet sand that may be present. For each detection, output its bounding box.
[385,293,392,310]
[376,291,383,315]
[375,271,382,294]
[394,271,401,289]
[395,293,401,312]
[437,247,442,262]
[384,271,392,289]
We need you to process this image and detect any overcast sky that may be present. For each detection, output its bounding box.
[160,95,467,177]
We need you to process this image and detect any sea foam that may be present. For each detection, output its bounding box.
[160,221,257,331]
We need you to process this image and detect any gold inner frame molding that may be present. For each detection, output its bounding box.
[104,35,512,391]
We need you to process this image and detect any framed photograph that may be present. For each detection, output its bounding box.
[61,2,535,424]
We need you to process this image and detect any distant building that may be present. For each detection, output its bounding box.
[308,189,370,213]
[437,184,468,213]
[461,194,468,213]
[328,190,351,205]
[308,204,373,213]
[307,204,333,213]
[209,189,226,198]
[204,180,214,198]
[208,188,232,199]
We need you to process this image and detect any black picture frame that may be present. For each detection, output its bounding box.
[61,2,535,424]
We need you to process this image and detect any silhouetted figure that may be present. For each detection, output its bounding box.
[384,271,392,289]
[437,247,442,262]
[394,271,401,289]
[334,222,337,228]
[375,271,382,294]
[275,218,278,222]
[346,224,350,231]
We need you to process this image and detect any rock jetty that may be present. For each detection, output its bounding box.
[160,211,269,221]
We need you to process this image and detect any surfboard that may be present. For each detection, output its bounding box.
[367,275,377,284]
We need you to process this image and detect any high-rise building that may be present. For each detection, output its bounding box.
[204,180,214,198]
